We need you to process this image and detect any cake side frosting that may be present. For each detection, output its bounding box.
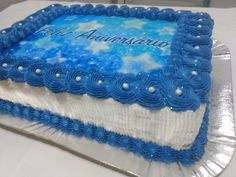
[0,79,206,150]
[0,97,209,165]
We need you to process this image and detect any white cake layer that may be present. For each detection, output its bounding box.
[0,80,206,150]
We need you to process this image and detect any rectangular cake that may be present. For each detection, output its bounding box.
[0,4,213,165]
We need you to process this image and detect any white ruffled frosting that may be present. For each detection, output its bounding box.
[0,80,206,150]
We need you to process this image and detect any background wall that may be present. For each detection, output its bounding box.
[0,0,236,11]
[0,0,24,11]
[210,0,236,7]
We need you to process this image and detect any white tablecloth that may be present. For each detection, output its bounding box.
[0,1,236,177]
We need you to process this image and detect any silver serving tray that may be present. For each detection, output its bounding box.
[0,39,235,177]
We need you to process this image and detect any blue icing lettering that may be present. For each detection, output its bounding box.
[75,29,169,48]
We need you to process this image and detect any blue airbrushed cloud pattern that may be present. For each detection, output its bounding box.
[8,14,177,74]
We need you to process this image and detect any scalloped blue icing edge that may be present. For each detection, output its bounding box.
[0,98,209,165]
[0,4,214,111]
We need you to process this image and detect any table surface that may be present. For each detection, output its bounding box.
[0,1,236,177]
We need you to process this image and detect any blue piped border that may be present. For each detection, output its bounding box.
[0,98,209,165]
[0,4,213,111]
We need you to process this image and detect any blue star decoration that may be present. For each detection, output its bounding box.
[8,14,177,74]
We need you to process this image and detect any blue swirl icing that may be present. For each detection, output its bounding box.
[162,80,200,111]
[93,4,106,15]
[184,34,212,45]
[107,132,120,146]
[182,56,212,72]
[80,4,94,15]
[118,5,130,17]
[8,58,31,82]
[137,77,166,109]
[0,55,16,80]
[25,62,48,87]
[86,72,110,99]
[187,18,214,28]
[108,74,137,104]
[1,31,14,48]
[71,120,84,136]
[159,8,176,21]
[119,135,132,150]
[0,98,210,164]
[129,7,142,17]
[189,72,211,102]
[105,5,119,16]
[43,65,67,93]
[133,7,146,18]
[183,44,212,58]
[69,5,82,15]
[0,4,213,111]
[84,124,96,139]
[66,68,87,95]
[95,127,107,143]
[0,4,67,51]
[144,7,159,19]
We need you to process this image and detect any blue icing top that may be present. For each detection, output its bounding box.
[8,14,177,74]
[0,4,213,111]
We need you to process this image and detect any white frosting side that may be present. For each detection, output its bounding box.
[0,80,206,150]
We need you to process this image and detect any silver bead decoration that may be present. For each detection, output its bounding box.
[122,82,129,90]
[194,45,200,50]
[18,66,24,71]
[75,76,81,81]
[2,63,8,68]
[30,16,34,19]
[175,88,183,96]
[194,59,198,63]
[18,23,22,26]
[55,73,60,78]
[148,86,156,93]
[51,4,55,7]
[1,30,6,34]
[35,68,41,74]
[198,18,203,22]
[191,70,198,76]
[98,80,103,85]
[177,10,181,13]
[196,35,201,38]
[41,10,45,13]
[197,24,202,28]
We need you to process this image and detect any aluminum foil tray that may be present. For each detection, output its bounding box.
[0,39,235,177]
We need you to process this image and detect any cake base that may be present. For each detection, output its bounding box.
[0,40,234,176]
